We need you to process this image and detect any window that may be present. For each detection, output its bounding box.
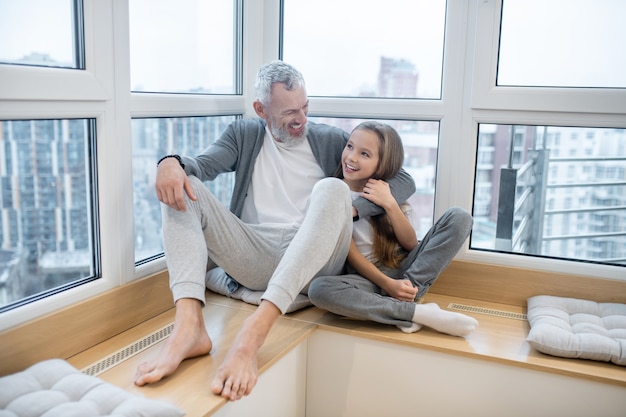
[471,124,626,267]
[0,119,99,310]
[282,0,446,99]
[129,0,244,266]
[498,0,626,88]
[282,0,446,236]
[133,116,238,263]
[129,0,239,94]
[1,0,624,330]
[0,0,84,69]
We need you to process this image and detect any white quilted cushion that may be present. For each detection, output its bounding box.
[526,295,626,366]
[0,359,185,417]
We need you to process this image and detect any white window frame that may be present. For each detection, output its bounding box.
[457,0,626,280]
[0,0,624,331]
[0,0,129,328]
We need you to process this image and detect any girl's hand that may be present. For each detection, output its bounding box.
[361,179,395,209]
[384,279,418,302]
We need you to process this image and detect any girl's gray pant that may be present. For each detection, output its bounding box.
[162,176,353,314]
[308,207,473,328]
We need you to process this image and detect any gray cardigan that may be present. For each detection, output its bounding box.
[181,118,416,220]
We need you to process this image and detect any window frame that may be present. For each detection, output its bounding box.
[130,0,247,275]
[0,0,624,332]
[461,0,626,280]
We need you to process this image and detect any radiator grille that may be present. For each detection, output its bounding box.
[81,323,174,376]
[448,303,527,321]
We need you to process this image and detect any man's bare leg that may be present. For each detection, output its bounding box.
[210,300,281,401]
[135,298,213,385]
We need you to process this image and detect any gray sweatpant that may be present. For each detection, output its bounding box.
[162,176,353,314]
[308,207,473,328]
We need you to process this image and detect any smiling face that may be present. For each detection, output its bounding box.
[341,128,381,191]
[254,83,309,145]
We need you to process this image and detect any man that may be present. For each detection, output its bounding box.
[134,61,415,401]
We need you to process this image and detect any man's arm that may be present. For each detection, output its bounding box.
[155,122,243,211]
[155,157,196,211]
[180,123,242,182]
[156,119,266,213]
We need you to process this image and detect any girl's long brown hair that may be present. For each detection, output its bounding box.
[338,121,408,268]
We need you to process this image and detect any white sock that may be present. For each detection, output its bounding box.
[397,323,423,333]
[412,303,478,337]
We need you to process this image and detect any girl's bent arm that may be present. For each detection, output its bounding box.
[384,202,418,251]
[347,240,418,302]
[363,179,418,251]
[347,240,395,290]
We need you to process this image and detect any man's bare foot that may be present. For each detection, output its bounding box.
[135,298,212,386]
[210,301,280,401]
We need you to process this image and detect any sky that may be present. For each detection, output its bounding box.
[0,0,75,66]
[128,0,234,92]
[498,0,626,87]
[281,0,447,98]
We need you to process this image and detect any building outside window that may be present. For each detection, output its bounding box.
[0,119,98,308]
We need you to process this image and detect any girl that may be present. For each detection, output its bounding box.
[308,121,478,336]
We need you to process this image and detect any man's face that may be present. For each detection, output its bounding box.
[264,84,309,144]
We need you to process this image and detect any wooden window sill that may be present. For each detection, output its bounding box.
[66,292,626,417]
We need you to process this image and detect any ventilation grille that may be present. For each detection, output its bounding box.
[448,303,527,321]
[81,323,174,377]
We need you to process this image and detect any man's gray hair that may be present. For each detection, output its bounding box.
[254,60,305,106]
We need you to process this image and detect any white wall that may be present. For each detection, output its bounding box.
[306,330,626,417]
[214,341,307,417]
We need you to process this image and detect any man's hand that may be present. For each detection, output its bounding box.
[155,158,197,211]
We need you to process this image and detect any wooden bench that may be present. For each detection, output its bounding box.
[2,261,626,416]
[67,292,626,416]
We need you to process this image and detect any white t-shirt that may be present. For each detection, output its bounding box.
[350,191,377,263]
[241,127,325,226]
[350,190,414,264]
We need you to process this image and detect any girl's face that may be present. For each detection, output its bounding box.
[341,128,381,191]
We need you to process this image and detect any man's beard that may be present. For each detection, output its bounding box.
[269,122,308,146]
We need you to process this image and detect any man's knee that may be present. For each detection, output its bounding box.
[308,178,351,222]
[312,177,349,196]
[185,175,220,207]
[187,175,206,195]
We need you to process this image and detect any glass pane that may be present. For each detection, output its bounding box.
[310,117,438,238]
[129,0,237,94]
[0,119,99,310]
[0,0,82,69]
[471,124,626,267]
[133,116,238,263]
[498,0,626,88]
[282,0,446,99]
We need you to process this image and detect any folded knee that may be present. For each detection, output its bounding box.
[445,206,473,229]
[312,177,349,196]
[185,175,218,205]
[187,175,205,195]
[308,276,332,302]
[310,178,351,214]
